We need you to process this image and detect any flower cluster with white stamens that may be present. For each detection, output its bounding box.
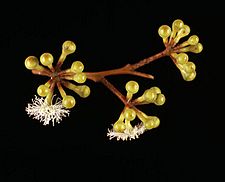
[107,80,165,141]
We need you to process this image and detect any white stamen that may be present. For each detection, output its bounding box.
[107,123,146,141]
[25,95,70,126]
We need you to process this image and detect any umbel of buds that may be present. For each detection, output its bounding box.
[24,19,203,141]
[158,19,203,81]
[25,41,90,125]
[107,81,165,141]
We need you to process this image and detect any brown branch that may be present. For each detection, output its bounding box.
[100,77,127,106]
[85,49,168,82]
[127,71,154,79]
[130,49,168,70]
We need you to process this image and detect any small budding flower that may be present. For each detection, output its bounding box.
[125,80,139,100]
[158,19,203,81]
[158,25,171,44]
[107,81,166,141]
[24,40,90,126]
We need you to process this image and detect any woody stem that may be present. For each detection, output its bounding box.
[85,49,168,82]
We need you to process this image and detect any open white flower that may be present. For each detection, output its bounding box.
[25,95,70,126]
[107,123,146,141]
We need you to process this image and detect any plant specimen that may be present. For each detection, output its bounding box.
[24,19,203,141]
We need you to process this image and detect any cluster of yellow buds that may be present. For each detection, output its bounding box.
[158,19,203,81]
[171,52,197,81]
[107,81,165,141]
[25,41,90,125]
